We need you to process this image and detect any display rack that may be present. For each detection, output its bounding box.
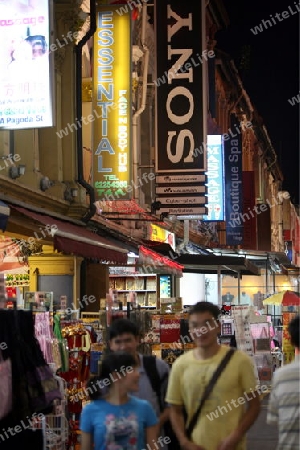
[109,273,157,307]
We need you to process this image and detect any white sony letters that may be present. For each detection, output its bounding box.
[166,5,196,165]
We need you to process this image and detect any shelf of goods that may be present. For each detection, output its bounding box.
[135,309,196,366]
[109,274,157,307]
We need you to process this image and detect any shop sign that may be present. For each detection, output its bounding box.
[156,185,205,195]
[202,135,224,221]
[154,0,206,217]
[0,0,53,129]
[156,174,206,184]
[159,206,207,215]
[243,171,257,249]
[224,114,243,245]
[149,224,175,250]
[93,6,131,200]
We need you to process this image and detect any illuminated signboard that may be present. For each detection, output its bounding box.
[149,224,176,250]
[93,6,131,200]
[224,115,243,245]
[154,0,207,216]
[0,0,53,129]
[202,135,225,221]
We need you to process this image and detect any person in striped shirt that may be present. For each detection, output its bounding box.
[267,314,300,449]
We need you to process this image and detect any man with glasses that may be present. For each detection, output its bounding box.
[166,301,260,450]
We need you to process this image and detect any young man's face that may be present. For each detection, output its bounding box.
[188,311,221,348]
[122,366,140,392]
[109,333,139,355]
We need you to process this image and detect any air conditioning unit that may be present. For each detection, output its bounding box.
[256,197,264,204]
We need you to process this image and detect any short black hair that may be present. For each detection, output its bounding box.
[288,315,299,348]
[86,352,137,400]
[188,301,221,321]
[108,318,139,340]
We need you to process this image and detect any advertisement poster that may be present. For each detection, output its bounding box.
[0,0,53,129]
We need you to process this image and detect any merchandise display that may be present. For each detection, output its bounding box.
[0,284,292,450]
[109,272,157,307]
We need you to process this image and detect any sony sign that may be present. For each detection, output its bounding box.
[155,0,205,174]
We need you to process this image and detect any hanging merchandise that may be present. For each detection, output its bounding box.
[0,349,12,420]
[13,311,62,416]
[35,311,55,365]
[53,314,69,373]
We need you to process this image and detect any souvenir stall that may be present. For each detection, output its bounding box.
[263,290,300,365]
[225,305,274,390]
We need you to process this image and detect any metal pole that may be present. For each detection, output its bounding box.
[237,271,241,304]
[217,266,221,306]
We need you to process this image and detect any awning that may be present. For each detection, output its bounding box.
[11,206,128,264]
[138,245,184,277]
[173,254,261,276]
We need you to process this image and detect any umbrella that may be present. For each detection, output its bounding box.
[263,290,300,306]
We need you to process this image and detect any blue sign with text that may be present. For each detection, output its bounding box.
[224,115,243,245]
[202,135,225,221]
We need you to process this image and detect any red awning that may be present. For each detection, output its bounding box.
[139,245,184,277]
[11,206,128,264]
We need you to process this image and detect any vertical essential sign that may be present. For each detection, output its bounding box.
[0,0,53,129]
[224,114,243,245]
[93,6,131,200]
[155,0,206,216]
[203,135,224,221]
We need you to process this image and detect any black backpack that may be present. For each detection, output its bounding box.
[143,355,181,450]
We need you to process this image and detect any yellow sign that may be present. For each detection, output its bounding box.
[93,7,131,200]
[150,224,176,250]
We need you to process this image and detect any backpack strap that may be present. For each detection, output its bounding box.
[143,355,166,412]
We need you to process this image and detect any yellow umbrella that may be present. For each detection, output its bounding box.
[263,290,300,306]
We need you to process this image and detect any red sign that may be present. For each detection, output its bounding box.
[242,171,257,249]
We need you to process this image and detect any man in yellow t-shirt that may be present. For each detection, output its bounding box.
[166,302,260,450]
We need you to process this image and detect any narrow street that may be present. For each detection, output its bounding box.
[247,395,278,450]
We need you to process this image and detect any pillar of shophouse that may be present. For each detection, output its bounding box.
[13,129,41,189]
[39,2,86,204]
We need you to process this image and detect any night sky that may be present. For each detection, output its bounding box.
[217,0,299,204]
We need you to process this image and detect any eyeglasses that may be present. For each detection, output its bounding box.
[189,319,219,332]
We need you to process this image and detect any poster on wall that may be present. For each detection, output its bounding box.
[0,0,53,129]
[93,6,131,200]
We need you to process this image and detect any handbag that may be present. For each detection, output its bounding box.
[26,363,62,414]
[0,349,12,420]
[13,310,62,416]
[185,348,236,440]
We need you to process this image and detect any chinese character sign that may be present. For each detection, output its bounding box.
[0,0,53,129]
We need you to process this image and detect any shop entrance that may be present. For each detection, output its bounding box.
[37,274,73,309]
